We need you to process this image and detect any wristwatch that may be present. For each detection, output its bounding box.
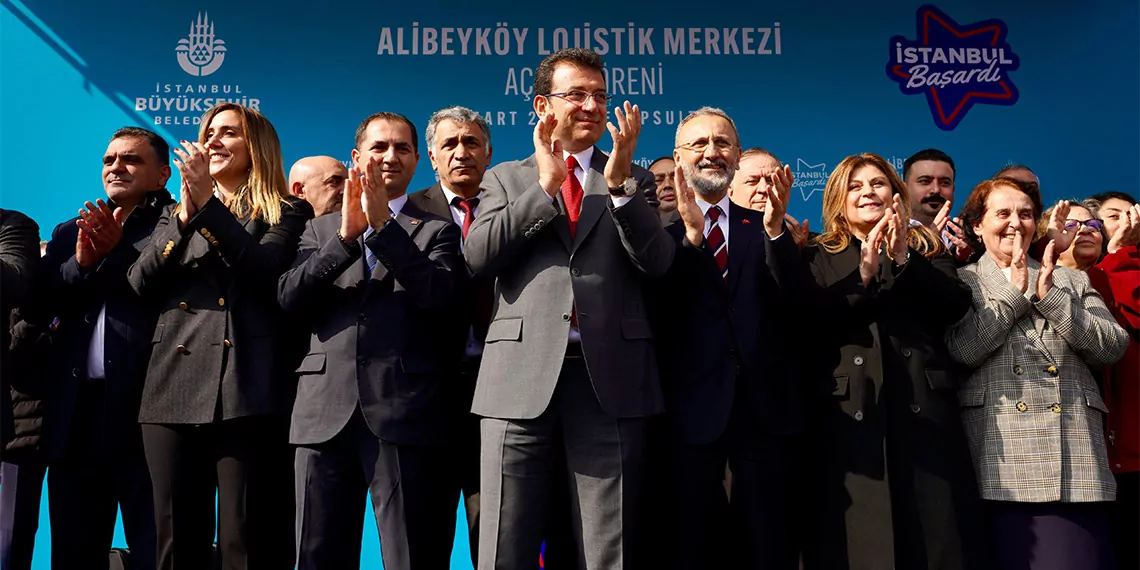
[608,177,638,198]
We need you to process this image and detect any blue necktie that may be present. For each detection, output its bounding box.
[364,227,378,275]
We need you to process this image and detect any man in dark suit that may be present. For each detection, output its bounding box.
[647,109,809,569]
[34,127,171,569]
[0,208,38,457]
[465,48,674,569]
[278,112,463,570]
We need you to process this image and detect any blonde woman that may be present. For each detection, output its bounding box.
[128,103,313,570]
[799,153,986,570]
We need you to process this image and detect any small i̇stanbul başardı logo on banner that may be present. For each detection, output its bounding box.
[886,5,1019,131]
[177,12,226,77]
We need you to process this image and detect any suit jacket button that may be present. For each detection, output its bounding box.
[571,268,581,277]
[562,313,571,322]
[217,298,225,307]
[176,344,188,354]
[1046,365,1058,376]
[853,410,864,421]
[72,367,81,377]
[357,358,368,367]
[901,348,912,358]
[1050,403,1062,413]
[223,339,232,348]
[853,355,864,366]
[358,313,367,321]
[1013,365,1023,375]
[1016,401,1028,412]
[179,301,189,310]
[910,404,921,414]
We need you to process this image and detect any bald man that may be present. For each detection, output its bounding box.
[289,156,348,217]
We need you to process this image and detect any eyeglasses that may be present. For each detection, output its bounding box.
[544,90,612,106]
[1064,219,1105,232]
[677,137,736,153]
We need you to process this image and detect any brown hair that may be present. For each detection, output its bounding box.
[814,153,945,257]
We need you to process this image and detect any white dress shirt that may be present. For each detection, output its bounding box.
[559,147,634,210]
[86,304,108,379]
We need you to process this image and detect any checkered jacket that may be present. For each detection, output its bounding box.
[947,254,1129,503]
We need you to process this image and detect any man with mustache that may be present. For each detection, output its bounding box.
[465,48,673,569]
[905,148,971,262]
[289,156,348,217]
[646,108,809,569]
[649,156,679,226]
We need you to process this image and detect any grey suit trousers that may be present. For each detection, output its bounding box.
[479,355,647,570]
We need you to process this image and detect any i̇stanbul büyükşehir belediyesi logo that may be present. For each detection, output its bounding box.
[885,4,1020,131]
[177,12,226,77]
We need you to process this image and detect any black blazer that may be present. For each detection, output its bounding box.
[278,201,462,446]
[127,195,313,424]
[32,190,173,458]
[407,184,494,348]
[650,203,812,445]
[0,208,40,458]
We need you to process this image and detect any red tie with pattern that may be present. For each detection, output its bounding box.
[561,155,584,238]
[452,196,479,239]
[706,206,728,283]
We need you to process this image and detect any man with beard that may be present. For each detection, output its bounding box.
[465,48,673,569]
[289,156,348,217]
[904,149,970,262]
[646,107,809,569]
[649,156,679,226]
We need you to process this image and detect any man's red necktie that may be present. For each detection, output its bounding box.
[561,155,584,238]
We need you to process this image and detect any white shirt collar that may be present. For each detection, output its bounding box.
[439,184,483,206]
[388,193,409,217]
[696,193,732,219]
[563,146,595,172]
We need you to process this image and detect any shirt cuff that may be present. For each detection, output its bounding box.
[610,195,634,209]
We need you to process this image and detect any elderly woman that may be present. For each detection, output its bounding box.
[799,152,986,570]
[947,179,1129,570]
[1043,195,1140,569]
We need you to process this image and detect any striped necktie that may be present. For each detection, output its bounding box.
[706,206,727,283]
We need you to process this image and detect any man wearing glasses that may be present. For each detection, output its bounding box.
[465,48,673,569]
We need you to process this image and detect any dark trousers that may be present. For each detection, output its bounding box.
[142,416,280,570]
[1111,471,1139,570]
[985,500,1116,570]
[0,459,46,570]
[294,410,455,570]
[49,382,157,570]
[479,356,648,570]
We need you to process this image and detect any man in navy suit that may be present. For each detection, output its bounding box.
[646,108,810,569]
[279,112,463,570]
[33,127,171,569]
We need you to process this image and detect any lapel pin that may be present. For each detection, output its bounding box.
[741,219,751,224]
[410,219,420,225]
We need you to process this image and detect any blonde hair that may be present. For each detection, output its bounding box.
[192,103,290,224]
[814,152,945,258]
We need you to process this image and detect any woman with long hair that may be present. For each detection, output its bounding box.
[799,153,986,569]
[946,179,1128,570]
[128,103,313,569]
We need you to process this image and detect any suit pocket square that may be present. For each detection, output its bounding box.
[296,353,327,375]
[486,317,523,342]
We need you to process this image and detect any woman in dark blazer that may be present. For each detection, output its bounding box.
[798,153,986,570]
[127,103,312,570]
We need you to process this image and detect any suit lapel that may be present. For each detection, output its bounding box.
[421,184,453,221]
[726,204,755,299]
[571,148,610,253]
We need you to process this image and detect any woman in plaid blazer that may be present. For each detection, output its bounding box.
[947,178,1129,570]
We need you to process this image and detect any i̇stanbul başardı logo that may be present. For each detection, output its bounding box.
[177,12,226,77]
[885,5,1019,131]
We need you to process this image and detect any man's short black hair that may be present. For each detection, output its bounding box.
[903,148,954,180]
[112,127,170,166]
[648,156,674,170]
[534,48,605,96]
[354,112,418,154]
